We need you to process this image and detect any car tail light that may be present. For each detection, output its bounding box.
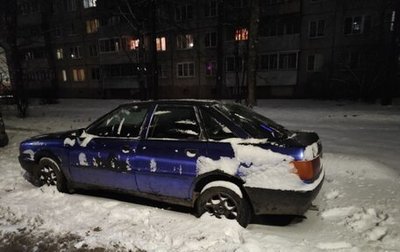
[291,156,321,182]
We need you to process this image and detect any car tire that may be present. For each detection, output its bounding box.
[37,157,69,193]
[195,185,252,227]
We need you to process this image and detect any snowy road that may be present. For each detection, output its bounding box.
[1,99,400,251]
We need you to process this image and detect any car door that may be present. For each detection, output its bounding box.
[68,104,149,191]
[133,104,207,199]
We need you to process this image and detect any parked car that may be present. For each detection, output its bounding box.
[19,100,324,227]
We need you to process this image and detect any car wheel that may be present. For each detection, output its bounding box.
[38,157,68,193]
[195,185,252,227]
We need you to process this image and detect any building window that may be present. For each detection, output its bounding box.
[233,0,248,8]
[156,37,167,51]
[72,69,85,81]
[307,54,324,72]
[83,0,97,8]
[279,52,297,70]
[66,0,76,11]
[61,70,67,82]
[86,19,99,33]
[89,44,98,56]
[129,39,140,50]
[344,16,371,35]
[91,68,100,80]
[205,0,218,17]
[69,22,77,35]
[344,51,360,69]
[309,20,325,38]
[159,64,167,78]
[56,48,64,60]
[259,54,278,71]
[205,32,217,48]
[205,61,217,76]
[226,56,243,72]
[99,38,121,53]
[70,46,81,59]
[177,62,195,78]
[235,28,248,41]
[54,25,62,37]
[176,34,194,49]
[176,4,193,21]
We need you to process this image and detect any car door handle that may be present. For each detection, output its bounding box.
[185,149,198,158]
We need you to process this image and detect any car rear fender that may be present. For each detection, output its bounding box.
[191,171,248,200]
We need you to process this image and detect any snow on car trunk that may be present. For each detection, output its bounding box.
[197,138,323,191]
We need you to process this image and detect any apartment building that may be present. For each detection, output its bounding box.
[7,0,399,99]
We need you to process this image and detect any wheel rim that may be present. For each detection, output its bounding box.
[39,164,57,186]
[204,192,238,219]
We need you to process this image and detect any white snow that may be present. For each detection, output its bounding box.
[1,98,400,251]
[78,153,89,166]
[197,141,323,191]
[63,137,76,147]
[78,131,96,147]
[22,149,35,161]
[150,158,157,172]
[201,180,243,198]
[304,142,319,160]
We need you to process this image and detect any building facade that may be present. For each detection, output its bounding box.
[5,0,400,99]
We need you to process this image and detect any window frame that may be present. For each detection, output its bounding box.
[309,19,325,38]
[177,62,195,78]
[145,104,204,141]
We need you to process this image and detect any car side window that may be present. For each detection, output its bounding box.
[200,107,237,140]
[147,105,200,140]
[86,105,148,137]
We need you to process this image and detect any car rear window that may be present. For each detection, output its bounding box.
[215,103,291,140]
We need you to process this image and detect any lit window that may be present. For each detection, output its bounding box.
[61,70,67,82]
[83,0,97,8]
[156,37,166,51]
[177,62,195,77]
[205,61,217,76]
[129,39,140,50]
[72,69,85,81]
[86,19,99,33]
[56,48,63,59]
[176,34,194,49]
[235,28,248,41]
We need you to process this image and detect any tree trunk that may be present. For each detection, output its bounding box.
[246,0,259,106]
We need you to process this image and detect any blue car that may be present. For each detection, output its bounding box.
[19,100,324,227]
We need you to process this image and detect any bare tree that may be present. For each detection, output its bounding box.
[0,0,28,117]
[246,0,259,106]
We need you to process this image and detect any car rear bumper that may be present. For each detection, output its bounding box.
[244,171,324,216]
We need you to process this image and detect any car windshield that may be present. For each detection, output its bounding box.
[215,103,292,140]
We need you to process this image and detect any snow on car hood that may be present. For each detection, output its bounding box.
[197,138,323,191]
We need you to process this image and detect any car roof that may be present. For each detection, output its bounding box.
[119,99,222,107]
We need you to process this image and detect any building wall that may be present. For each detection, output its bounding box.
[13,0,398,99]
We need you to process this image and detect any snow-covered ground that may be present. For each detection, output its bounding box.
[1,99,400,251]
